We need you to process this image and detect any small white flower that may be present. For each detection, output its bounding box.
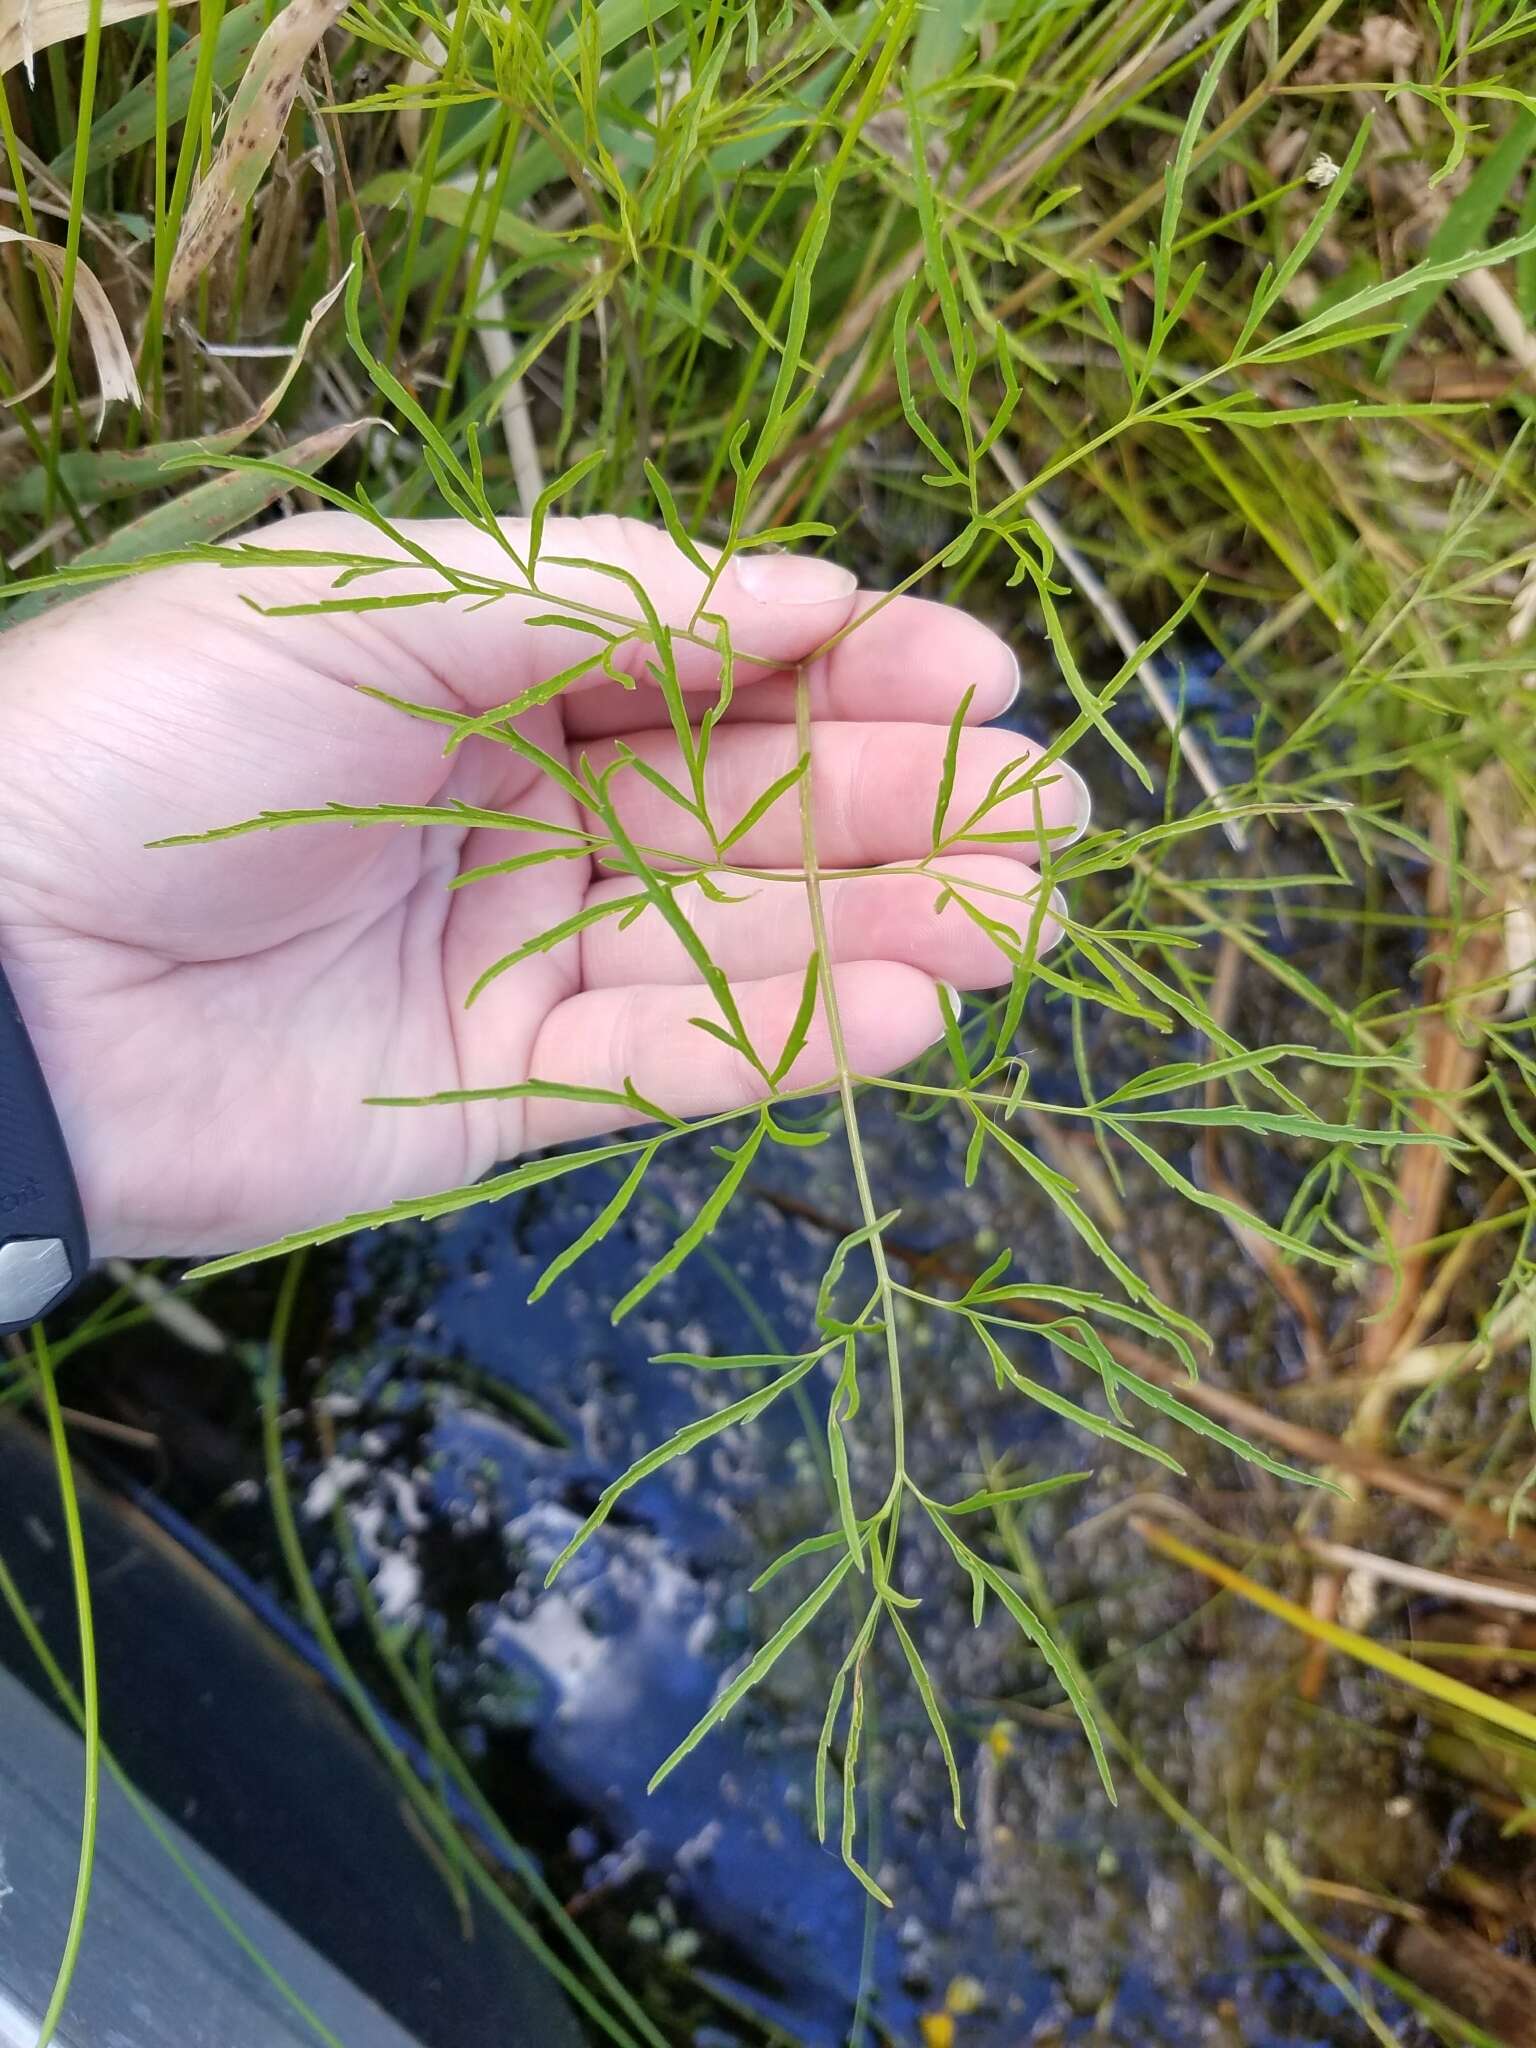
[1306,152,1341,188]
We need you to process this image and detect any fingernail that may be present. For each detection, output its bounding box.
[1055,760,1093,847]
[734,552,859,606]
[931,981,961,1040]
[1001,647,1022,714]
[1040,887,1069,956]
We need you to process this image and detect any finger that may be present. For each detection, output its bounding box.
[579,856,1063,991]
[520,962,949,1148]
[561,592,1019,737]
[263,511,864,710]
[581,723,1089,869]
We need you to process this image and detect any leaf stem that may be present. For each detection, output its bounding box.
[794,671,908,1542]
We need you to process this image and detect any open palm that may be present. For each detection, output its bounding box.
[0,515,1083,1259]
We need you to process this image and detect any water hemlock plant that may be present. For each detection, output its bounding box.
[6,0,1534,1938]
[148,126,1491,1901]
[161,482,1365,1902]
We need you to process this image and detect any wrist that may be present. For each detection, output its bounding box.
[0,956,91,1334]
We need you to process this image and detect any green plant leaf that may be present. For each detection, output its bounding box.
[187,1142,656,1278]
[529,1145,659,1304]
[933,1473,1091,1515]
[546,1350,820,1586]
[816,1211,902,1334]
[719,752,810,852]
[969,1316,1185,1474]
[827,1337,865,1570]
[647,1550,857,1789]
[887,1606,964,1827]
[926,1504,1114,1800]
[643,458,710,574]
[611,1115,771,1321]
[772,948,823,1085]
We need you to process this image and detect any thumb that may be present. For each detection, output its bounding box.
[268,510,861,711]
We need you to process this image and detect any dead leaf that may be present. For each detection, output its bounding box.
[1469,574,1536,1021]
[1299,14,1422,85]
[0,226,140,433]
[0,0,192,80]
[1463,760,1536,1018]
[220,258,353,434]
[1359,13,1422,76]
[164,0,347,310]
[0,266,350,516]
[1263,124,1309,180]
[0,274,29,380]
[1509,556,1536,646]
[67,414,371,568]
[3,413,373,621]
[1503,900,1536,1018]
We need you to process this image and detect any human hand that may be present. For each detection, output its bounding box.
[0,517,1086,1258]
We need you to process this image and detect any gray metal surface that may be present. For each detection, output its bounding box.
[0,1418,582,2048]
[0,1662,425,2048]
[0,1238,71,1325]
